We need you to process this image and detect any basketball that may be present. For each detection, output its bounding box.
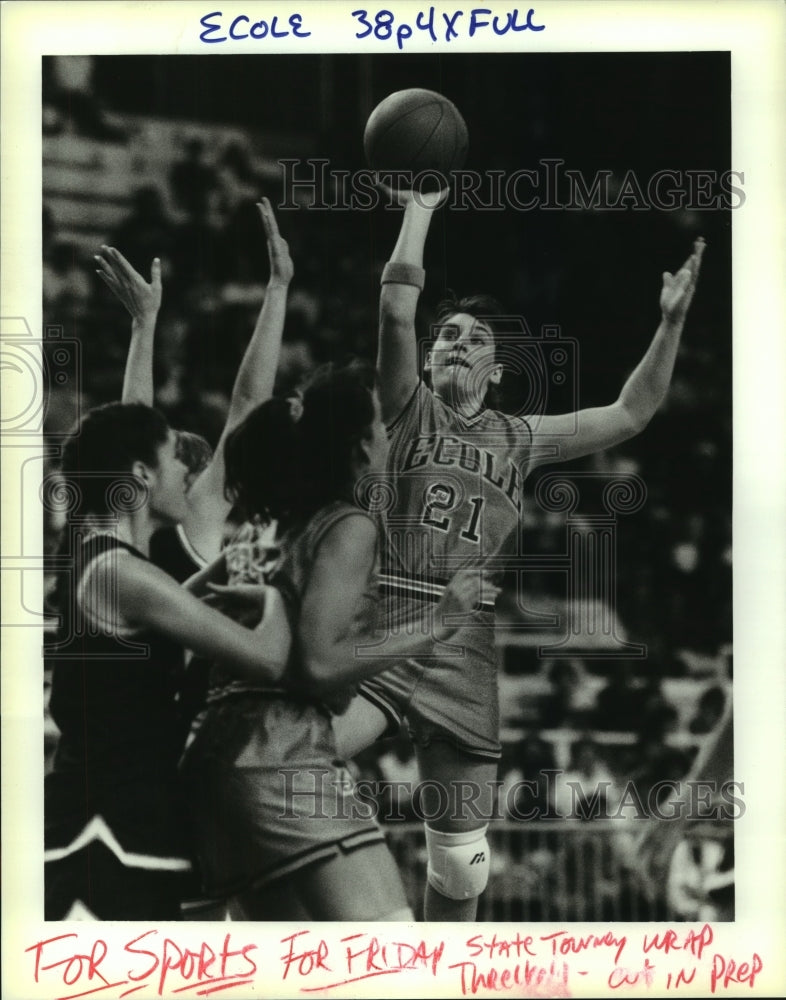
[363,88,469,186]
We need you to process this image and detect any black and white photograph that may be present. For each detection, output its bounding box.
[2,2,785,998]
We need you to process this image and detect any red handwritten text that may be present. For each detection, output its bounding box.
[279,929,444,991]
[710,953,763,992]
[281,931,332,979]
[26,933,111,990]
[124,929,257,995]
[25,930,258,999]
[665,967,697,989]
[466,932,537,960]
[342,932,444,979]
[448,958,571,997]
[540,929,627,966]
[643,923,714,961]
[608,958,656,989]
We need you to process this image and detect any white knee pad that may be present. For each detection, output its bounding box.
[425,825,490,900]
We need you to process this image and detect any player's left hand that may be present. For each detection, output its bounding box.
[204,581,268,628]
[257,197,293,287]
[660,237,706,323]
[94,245,162,322]
[433,567,501,640]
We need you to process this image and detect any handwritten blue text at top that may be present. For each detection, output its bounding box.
[351,7,545,49]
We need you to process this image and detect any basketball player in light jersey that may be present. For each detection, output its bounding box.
[334,185,705,922]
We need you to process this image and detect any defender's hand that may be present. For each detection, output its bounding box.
[257,197,293,288]
[660,237,706,324]
[95,246,162,322]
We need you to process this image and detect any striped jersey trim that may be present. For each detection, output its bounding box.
[45,815,192,872]
[378,572,497,612]
[242,829,386,894]
[76,546,138,637]
[206,684,289,704]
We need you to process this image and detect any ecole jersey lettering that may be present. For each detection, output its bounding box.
[380,380,533,613]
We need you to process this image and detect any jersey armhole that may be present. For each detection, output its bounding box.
[386,379,425,435]
[176,523,209,569]
[516,415,535,478]
[518,415,534,449]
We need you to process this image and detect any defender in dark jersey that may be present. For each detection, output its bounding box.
[334,185,705,921]
[180,364,478,920]
[95,199,292,750]
[45,403,291,920]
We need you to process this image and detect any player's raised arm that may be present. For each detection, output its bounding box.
[95,245,162,406]
[527,238,706,469]
[183,197,293,560]
[219,197,293,432]
[377,186,447,424]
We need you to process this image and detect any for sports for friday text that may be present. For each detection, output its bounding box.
[23,924,764,997]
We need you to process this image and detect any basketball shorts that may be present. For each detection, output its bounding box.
[44,770,194,920]
[359,609,502,760]
[180,693,385,900]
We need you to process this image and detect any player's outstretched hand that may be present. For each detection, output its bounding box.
[94,245,162,322]
[257,197,293,287]
[660,237,706,324]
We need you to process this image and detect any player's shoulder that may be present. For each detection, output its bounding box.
[312,500,376,543]
[79,533,140,582]
[481,406,534,446]
[307,501,377,563]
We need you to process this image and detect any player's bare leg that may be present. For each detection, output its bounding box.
[232,843,411,921]
[332,696,390,760]
[415,740,498,921]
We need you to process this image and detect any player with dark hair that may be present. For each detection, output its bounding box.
[333,187,705,921]
[180,362,479,921]
[95,196,292,583]
[93,199,292,755]
[44,402,289,921]
[176,430,213,488]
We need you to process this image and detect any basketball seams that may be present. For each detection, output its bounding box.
[365,100,444,161]
[412,101,446,170]
[364,89,468,177]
